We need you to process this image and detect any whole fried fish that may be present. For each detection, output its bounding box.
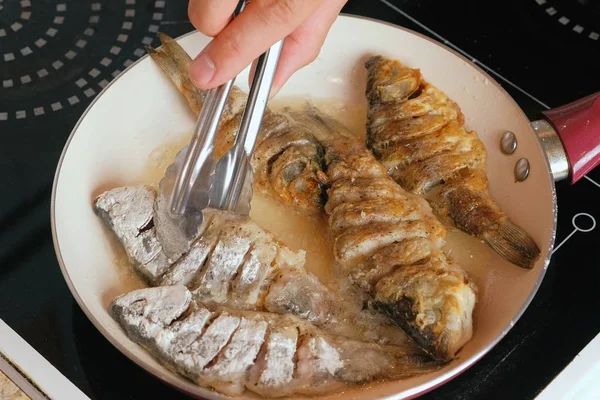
[364,56,540,269]
[95,185,416,347]
[110,285,440,397]
[146,33,328,214]
[286,107,477,362]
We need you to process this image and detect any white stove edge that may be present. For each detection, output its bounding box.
[535,331,600,400]
[0,318,90,400]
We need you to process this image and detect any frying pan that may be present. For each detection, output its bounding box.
[50,14,600,400]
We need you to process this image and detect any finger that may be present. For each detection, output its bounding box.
[189,0,323,89]
[188,0,240,37]
[268,0,348,97]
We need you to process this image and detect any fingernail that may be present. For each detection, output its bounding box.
[269,85,280,99]
[190,54,215,88]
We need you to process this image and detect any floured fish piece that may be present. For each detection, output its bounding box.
[287,107,477,361]
[161,212,416,347]
[94,185,414,347]
[146,33,327,215]
[110,286,440,397]
[94,185,171,284]
[180,217,421,346]
[364,55,540,269]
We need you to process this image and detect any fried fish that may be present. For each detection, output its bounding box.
[364,56,540,269]
[284,107,477,362]
[110,285,440,397]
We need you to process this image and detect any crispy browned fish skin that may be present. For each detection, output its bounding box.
[146,33,327,214]
[364,55,540,269]
[288,107,477,362]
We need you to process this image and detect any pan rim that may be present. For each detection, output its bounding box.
[50,13,557,399]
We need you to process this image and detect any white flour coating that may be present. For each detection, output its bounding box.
[256,327,298,387]
[308,337,344,375]
[123,286,191,326]
[205,317,268,376]
[109,286,191,354]
[94,185,171,282]
[143,288,192,325]
[190,313,241,370]
[109,286,439,397]
[159,218,223,287]
[163,308,212,354]
[203,317,268,395]
[231,242,277,308]
[159,213,300,312]
[194,231,252,304]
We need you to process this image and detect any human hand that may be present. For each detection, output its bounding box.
[188,0,348,97]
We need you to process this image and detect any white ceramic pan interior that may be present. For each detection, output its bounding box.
[51,15,556,400]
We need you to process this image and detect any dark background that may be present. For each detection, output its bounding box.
[1,0,599,399]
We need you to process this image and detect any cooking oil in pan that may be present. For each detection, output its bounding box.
[136,97,495,289]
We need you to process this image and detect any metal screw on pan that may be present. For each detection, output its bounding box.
[514,158,530,182]
[500,131,517,154]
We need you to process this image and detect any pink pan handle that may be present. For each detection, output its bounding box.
[542,91,600,184]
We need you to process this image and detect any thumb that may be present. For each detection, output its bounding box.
[189,0,321,89]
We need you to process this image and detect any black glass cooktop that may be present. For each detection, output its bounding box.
[1,1,599,399]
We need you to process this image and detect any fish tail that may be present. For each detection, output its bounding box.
[146,32,192,89]
[146,32,205,114]
[482,218,540,269]
[438,174,541,269]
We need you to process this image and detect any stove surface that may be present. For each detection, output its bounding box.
[0,1,599,399]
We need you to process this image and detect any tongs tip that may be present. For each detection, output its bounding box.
[167,1,282,218]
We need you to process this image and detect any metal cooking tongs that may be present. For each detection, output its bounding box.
[155,0,283,258]
[174,0,282,214]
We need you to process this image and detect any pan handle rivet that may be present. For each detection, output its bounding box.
[500,131,517,154]
[515,158,530,182]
